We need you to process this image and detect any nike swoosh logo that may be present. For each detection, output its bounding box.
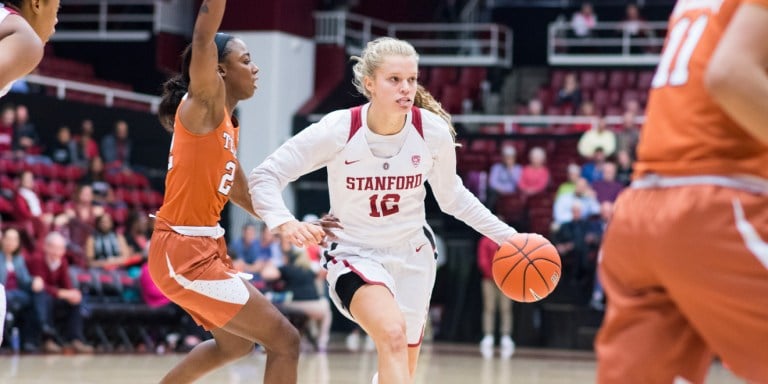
[415,243,427,252]
[166,253,250,305]
[344,160,361,165]
[732,199,768,270]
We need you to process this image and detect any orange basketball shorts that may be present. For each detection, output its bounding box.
[147,219,249,331]
[596,183,768,384]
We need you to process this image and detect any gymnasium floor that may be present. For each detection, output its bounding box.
[0,344,741,383]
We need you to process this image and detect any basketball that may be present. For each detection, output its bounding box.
[492,234,561,303]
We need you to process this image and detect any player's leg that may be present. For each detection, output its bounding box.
[596,189,713,384]
[398,240,437,378]
[282,299,332,351]
[658,187,768,383]
[348,282,409,384]
[160,280,299,384]
[159,327,255,384]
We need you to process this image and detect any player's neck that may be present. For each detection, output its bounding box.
[366,104,406,136]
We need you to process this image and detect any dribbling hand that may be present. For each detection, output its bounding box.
[309,214,343,247]
[278,220,327,248]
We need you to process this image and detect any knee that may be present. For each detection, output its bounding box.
[270,317,300,357]
[374,322,408,355]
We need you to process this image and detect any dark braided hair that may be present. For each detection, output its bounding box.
[158,33,234,132]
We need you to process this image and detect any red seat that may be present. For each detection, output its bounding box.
[608,71,629,90]
[456,151,489,174]
[549,70,568,92]
[591,89,611,109]
[440,85,471,114]
[430,67,458,85]
[579,70,599,91]
[469,139,497,154]
[636,70,655,90]
[495,193,527,224]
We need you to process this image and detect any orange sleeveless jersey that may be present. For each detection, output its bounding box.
[156,101,240,226]
[635,0,768,179]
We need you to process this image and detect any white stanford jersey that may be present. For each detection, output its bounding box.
[0,6,19,98]
[250,103,515,248]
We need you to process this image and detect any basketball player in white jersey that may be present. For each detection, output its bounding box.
[250,37,541,384]
[0,0,59,346]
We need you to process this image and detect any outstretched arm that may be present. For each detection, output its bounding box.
[188,0,226,99]
[0,17,43,90]
[705,2,768,144]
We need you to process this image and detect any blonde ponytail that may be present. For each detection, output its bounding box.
[415,85,458,143]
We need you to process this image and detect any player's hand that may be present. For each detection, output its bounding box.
[503,232,548,245]
[277,220,326,248]
[308,214,343,246]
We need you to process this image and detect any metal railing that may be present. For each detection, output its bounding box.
[21,74,161,113]
[50,0,156,42]
[314,11,513,67]
[548,21,667,66]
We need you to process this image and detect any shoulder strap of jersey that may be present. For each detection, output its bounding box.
[411,106,424,139]
[348,105,363,143]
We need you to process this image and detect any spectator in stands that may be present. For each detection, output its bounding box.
[518,146,550,195]
[231,222,270,283]
[554,200,602,283]
[46,126,80,166]
[124,211,151,258]
[555,73,582,110]
[520,99,548,130]
[0,105,14,153]
[553,177,600,227]
[616,111,640,158]
[14,170,51,240]
[12,105,40,156]
[100,120,132,169]
[580,147,607,183]
[63,185,99,268]
[571,2,597,38]
[80,156,110,204]
[75,119,99,164]
[85,213,132,269]
[261,235,332,353]
[578,117,616,158]
[486,145,522,211]
[620,3,653,53]
[616,149,633,186]
[0,228,43,352]
[579,100,596,117]
[476,234,515,358]
[556,163,582,198]
[591,162,623,203]
[28,232,93,353]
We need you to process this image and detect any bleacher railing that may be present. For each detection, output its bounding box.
[21,74,161,113]
[49,0,156,42]
[314,11,513,67]
[548,21,667,66]
[307,113,644,134]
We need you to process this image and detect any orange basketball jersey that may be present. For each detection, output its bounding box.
[636,0,768,179]
[156,101,240,226]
